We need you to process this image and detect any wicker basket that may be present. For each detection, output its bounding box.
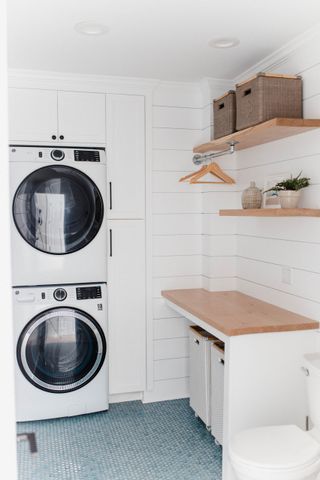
[236,72,302,131]
[213,90,236,139]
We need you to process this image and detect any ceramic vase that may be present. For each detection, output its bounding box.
[241,181,262,209]
[278,190,301,209]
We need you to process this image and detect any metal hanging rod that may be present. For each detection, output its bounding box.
[192,141,239,165]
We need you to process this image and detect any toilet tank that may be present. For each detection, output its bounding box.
[304,353,320,429]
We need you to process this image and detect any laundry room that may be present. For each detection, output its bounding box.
[2,1,320,480]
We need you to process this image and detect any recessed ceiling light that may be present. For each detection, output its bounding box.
[75,22,109,36]
[208,37,240,49]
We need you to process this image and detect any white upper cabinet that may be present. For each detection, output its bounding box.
[9,88,106,144]
[9,88,57,142]
[106,94,145,219]
[57,91,105,144]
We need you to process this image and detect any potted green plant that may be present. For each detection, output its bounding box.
[264,172,310,209]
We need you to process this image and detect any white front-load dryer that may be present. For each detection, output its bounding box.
[10,146,107,286]
[13,282,108,421]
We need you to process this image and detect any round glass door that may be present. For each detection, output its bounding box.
[13,165,104,254]
[17,308,106,393]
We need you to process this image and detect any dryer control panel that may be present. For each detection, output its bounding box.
[74,150,100,162]
[9,146,106,165]
[76,286,102,300]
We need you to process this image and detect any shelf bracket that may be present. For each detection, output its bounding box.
[192,141,238,165]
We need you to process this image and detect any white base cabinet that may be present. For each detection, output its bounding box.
[107,220,146,394]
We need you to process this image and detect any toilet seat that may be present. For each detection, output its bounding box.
[230,425,320,480]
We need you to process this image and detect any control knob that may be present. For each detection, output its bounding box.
[53,288,67,302]
[51,149,65,161]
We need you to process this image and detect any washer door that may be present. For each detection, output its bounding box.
[13,165,104,254]
[17,308,106,393]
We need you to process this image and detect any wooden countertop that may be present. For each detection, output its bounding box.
[162,289,319,336]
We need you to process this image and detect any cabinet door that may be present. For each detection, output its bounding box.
[106,94,145,219]
[58,91,106,144]
[108,220,145,394]
[9,88,58,142]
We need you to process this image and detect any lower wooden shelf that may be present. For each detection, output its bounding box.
[219,208,320,217]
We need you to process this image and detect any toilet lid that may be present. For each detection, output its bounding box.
[230,425,320,470]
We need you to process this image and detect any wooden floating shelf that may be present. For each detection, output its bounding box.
[194,118,320,154]
[219,208,320,217]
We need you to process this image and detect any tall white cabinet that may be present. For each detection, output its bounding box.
[106,94,146,396]
[106,94,145,219]
[108,220,146,394]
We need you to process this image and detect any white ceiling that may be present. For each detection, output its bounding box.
[7,0,320,82]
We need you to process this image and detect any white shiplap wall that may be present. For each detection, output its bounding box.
[146,80,240,402]
[201,82,238,293]
[235,29,320,322]
[147,83,204,401]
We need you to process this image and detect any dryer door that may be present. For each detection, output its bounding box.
[13,165,104,254]
[17,307,107,393]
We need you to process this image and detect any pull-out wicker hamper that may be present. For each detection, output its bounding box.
[189,325,218,428]
[213,90,236,139]
[236,72,302,131]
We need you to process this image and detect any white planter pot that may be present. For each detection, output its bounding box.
[278,190,301,209]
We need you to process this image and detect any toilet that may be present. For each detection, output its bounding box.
[229,353,320,480]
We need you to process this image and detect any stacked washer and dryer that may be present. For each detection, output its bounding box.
[10,146,109,421]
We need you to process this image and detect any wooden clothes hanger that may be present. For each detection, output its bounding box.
[179,166,207,183]
[179,162,235,184]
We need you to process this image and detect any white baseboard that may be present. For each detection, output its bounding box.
[143,377,190,403]
[109,391,143,404]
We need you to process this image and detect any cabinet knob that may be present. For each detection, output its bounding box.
[59,135,64,140]
[52,135,57,140]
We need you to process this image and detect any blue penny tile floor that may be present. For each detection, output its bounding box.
[17,399,222,480]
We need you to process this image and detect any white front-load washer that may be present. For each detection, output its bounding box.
[10,146,107,286]
[13,282,108,421]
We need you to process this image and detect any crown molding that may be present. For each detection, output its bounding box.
[8,68,161,95]
[233,22,320,84]
[8,68,206,93]
[8,68,159,86]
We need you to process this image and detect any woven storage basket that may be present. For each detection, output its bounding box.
[236,72,302,131]
[213,90,236,139]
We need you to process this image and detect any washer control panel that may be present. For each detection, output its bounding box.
[76,286,102,300]
[13,284,104,304]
